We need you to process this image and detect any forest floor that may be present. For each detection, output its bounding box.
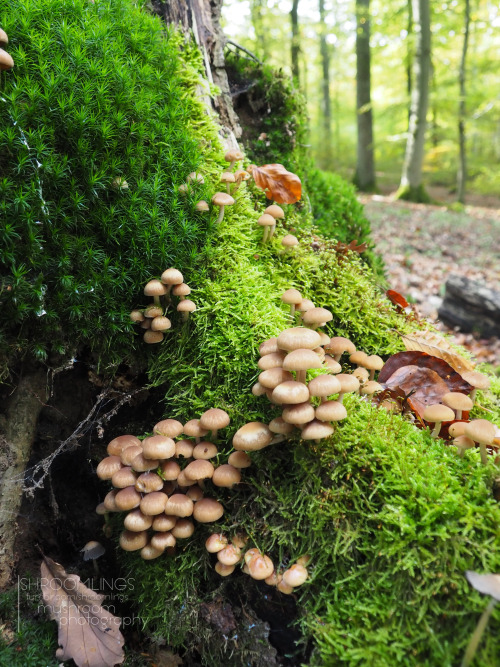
[359,187,500,368]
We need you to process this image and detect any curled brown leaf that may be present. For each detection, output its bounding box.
[248,163,302,204]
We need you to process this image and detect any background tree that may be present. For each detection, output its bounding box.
[397,0,431,201]
[318,0,333,167]
[457,0,471,203]
[354,0,376,190]
[291,0,301,85]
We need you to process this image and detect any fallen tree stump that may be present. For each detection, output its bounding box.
[438,274,500,338]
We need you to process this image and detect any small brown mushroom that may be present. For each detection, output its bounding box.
[422,404,455,438]
[212,192,235,223]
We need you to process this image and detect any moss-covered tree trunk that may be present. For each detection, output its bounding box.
[151,0,241,140]
[0,368,47,589]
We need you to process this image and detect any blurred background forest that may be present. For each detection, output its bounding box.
[221,0,500,200]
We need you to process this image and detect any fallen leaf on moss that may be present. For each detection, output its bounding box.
[248,163,302,203]
[378,351,472,420]
[40,556,125,667]
[398,330,475,374]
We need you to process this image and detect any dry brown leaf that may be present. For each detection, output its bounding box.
[248,163,302,204]
[398,330,475,374]
[41,557,125,667]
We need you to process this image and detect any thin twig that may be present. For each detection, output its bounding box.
[225,39,263,65]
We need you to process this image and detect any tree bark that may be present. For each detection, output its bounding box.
[0,369,47,589]
[457,0,470,204]
[353,0,376,191]
[397,0,431,202]
[318,0,333,167]
[290,0,301,85]
[151,0,241,140]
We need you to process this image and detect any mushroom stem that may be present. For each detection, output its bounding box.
[226,183,231,195]
[153,295,161,306]
[470,388,477,403]
[479,442,488,465]
[216,205,226,224]
[270,223,276,239]
[262,227,269,243]
[181,311,190,322]
[270,434,286,445]
[461,598,497,667]
[456,408,463,420]
[289,304,296,319]
[296,369,307,384]
[369,369,376,381]
[211,428,219,442]
[430,421,443,438]
[337,392,345,404]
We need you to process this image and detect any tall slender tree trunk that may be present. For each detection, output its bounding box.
[457,0,470,204]
[397,0,431,202]
[318,0,333,167]
[250,0,269,62]
[290,0,301,85]
[406,0,413,123]
[354,0,376,191]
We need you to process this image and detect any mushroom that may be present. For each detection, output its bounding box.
[281,288,302,319]
[220,172,236,194]
[300,419,334,442]
[277,327,321,352]
[325,337,356,362]
[183,419,208,443]
[246,553,274,581]
[119,530,149,552]
[212,464,241,488]
[258,350,286,370]
[282,564,308,587]
[0,29,8,46]
[107,435,141,457]
[142,435,176,460]
[281,235,299,253]
[177,299,196,321]
[206,533,228,553]
[154,418,184,438]
[199,408,230,442]
[144,279,167,307]
[364,355,384,381]
[96,456,123,481]
[258,213,276,243]
[302,307,333,331]
[315,400,347,423]
[335,374,360,404]
[232,422,273,451]
[452,435,475,457]
[442,392,473,420]
[272,380,310,405]
[184,459,215,482]
[231,169,251,193]
[195,200,209,212]
[172,519,195,539]
[422,404,455,438]
[215,562,236,577]
[151,316,172,332]
[143,330,164,344]
[193,441,218,459]
[81,541,105,574]
[462,571,500,667]
[193,497,224,522]
[112,467,138,489]
[259,337,279,356]
[172,283,191,300]
[228,451,252,468]
[212,192,235,223]
[464,419,496,465]
[0,48,14,70]
[160,268,184,300]
[308,374,342,403]
[282,402,316,426]
[461,371,491,403]
[224,148,244,170]
[130,310,145,323]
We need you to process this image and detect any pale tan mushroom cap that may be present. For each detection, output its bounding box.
[365,355,384,371]
[326,337,356,356]
[151,316,171,332]
[193,441,218,459]
[183,419,208,438]
[282,564,308,587]
[259,337,279,356]
[442,392,473,412]
[282,235,299,247]
[212,464,241,487]
[360,381,384,395]
[220,172,236,183]
[448,422,468,438]
[265,204,285,219]
[324,356,342,374]
[277,327,321,351]
[160,268,184,285]
[212,192,235,206]
[422,404,455,423]
[461,371,490,390]
[282,402,316,425]
[233,422,273,451]
[193,498,224,522]
[336,373,361,394]
[258,350,286,370]
[143,330,164,344]
[184,459,215,481]
[283,348,323,371]
[301,419,334,440]
[228,451,252,468]
[177,299,196,313]
[258,213,276,227]
[173,283,191,296]
[224,149,244,162]
[464,419,496,444]
[315,400,347,422]
[195,200,209,211]
[144,279,168,297]
[308,374,342,397]
[272,380,310,405]
[268,417,295,435]
[350,350,369,366]
[0,29,9,45]
[297,298,315,313]
[199,408,230,431]
[0,48,14,70]
[154,418,184,438]
[258,367,294,389]
[302,307,333,326]
[281,288,302,305]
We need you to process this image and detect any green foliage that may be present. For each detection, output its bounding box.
[0,0,218,374]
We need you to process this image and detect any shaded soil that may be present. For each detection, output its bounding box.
[359,190,500,366]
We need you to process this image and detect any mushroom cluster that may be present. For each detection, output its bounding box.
[94,409,257,559]
[0,27,13,71]
[208,150,248,224]
[130,268,196,343]
[205,532,309,593]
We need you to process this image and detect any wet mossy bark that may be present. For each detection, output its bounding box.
[395,182,431,202]
[0,368,47,589]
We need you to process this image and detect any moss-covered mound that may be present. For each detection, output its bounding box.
[0,0,219,373]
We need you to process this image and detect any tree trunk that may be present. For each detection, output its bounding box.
[353,0,376,191]
[151,0,241,140]
[457,0,470,204]
[318,0,333,167]
[250,0,269,62]
[290,0,301,85]
[0,369,47,589]
[397,0,431,202]
[406,0,413,123]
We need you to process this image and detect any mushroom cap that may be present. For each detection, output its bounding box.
[465,571,500,602]
[115,486,142,511]
[282,402,316,425]
[154,418,184,438]
[315,400,347,422]
[353,366,370,382]
[308,374,342,398]
[124,509,153,532]
[259,337,279,356]
[195,200,209,212]
[111,467,138,489]
[350,350,369,366]
[142,435,176,460]
[265,204,285,219]
[258,367,294,389]
[165,493,194,517]
[233,422,273,451]
[186,485,204,502]
[150,531,176,550]
[252,381,267,397]
[464,419,496,445]
[193,497,224,522]
[140,491,168,516]
[258,350,286,370]
[302,307,333,326]
[151,316,172,332]
[135,472,164,493]
[296,298,315,313]
[107,434,141,457]
[224,149,244,162]
[228,451,252,468]
[160,268,183,285]
[120,444,143,466]
[144,305,164,318]
[144,279,168,297]
[131,452,160,472]
[176,439,194,458]
[81,541,105,561]
[442,392,474,412]
[206,533,228,553]
[422,404,455,423]
[0,29,8,45]
[183,419,208,438]
[172,519,195,539]
[360,380,383,396]
[318,332,330,346]
[173,282,191,297]
[247,554,274,580]
[336,373,360,394]
[184,459,215,481]
[365,355,384,372]
[187,171,204,183]
[220,172,236,183]
[212,464,241,487]
[0,48,14,71]
[176,470,197,488]
[103,490,120,512]
[96,456,123,481]
[277,327,321,351]
[324,356,342,374]
[140,546,164,561]
[301,419,334,440]
[268,417,295,435]
[143,330,164,344]
[258,213,276,227]
[177,299,196,313]
[281,288,302,305]
[282,234,299,248]
[199,408,230,431]
[119,530,148,552]
[130,309,145,323]
[234,169,251,181]
[193,441,218,459]
[461,371,490,390]
[325,337,356,356]
[284,348,324,371]
[212,192,235,206]
[215,562,236,577]
[272,380,310,405]
[152,513,177,531]
[217,544,242,566]
[448,422,468,438]
[159,460,181,480]
[282,564,308,587]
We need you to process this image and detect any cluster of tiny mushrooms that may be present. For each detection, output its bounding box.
[129,268,196,344]
[186,149,299,251]
[0,27,13,71]
[95,408,309,593]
